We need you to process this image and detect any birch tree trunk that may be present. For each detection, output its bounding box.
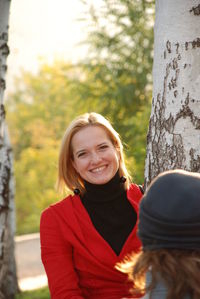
[0,0,18,298]
[145,0,200,187]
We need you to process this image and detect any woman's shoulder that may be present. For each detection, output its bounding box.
[127,183,144,212]
[41,193,78,218]
[40,194,83,231]
[128,183,144,197]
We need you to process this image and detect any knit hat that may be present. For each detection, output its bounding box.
[138,169,200,250]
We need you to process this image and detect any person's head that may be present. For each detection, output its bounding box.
[57,112,131,195]
[117,169,200,299]
[138,169,200,251]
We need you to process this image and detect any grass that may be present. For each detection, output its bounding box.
[16,287,50,299]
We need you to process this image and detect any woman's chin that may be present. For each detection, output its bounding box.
[87,174,113,185]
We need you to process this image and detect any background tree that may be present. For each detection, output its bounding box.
[75,0,154,182]
[6,62,78,234]
[0,0,18,298]
[145,0,200,187]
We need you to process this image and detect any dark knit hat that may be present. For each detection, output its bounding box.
[138,169,200,250]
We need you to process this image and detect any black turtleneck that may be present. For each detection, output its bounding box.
[81,171,137,256]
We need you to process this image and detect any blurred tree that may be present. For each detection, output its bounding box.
[6,62,81,234]
[7,63,80,158]
[6,0,155,235]
[14,146,59,234]
[145,0,200,187]
[0,0,18,298]
[75,0,154,182]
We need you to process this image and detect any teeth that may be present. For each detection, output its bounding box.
[91,166,106,173]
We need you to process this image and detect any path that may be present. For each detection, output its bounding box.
[15,233,47,291]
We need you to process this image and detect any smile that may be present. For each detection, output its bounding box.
[90,165,107,173]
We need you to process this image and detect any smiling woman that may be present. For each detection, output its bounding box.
[71,126,120,185]
[40,112,144,299]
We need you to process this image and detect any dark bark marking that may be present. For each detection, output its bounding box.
[170,76,177,88]
[189,4,200,15]
[172,134,185,167]
[192,38,200,48]
[174,94,200,130]
[0,104,6,119]
[164,50,166,59]
[0,205,9,213]
[172,58,178,69]
[184,63,187,68]
[185,92,190,105]
[0,228,5,261]
[175,42,179,54]
[1,167,10,204]
[185,38,200,50]
[174,90,178,97]
[171,69,180,89]
[0,78,6,90]
[166,40,171,53]
[0,43,9,56]
[1,65,7,72]
[190,149,200,172]
[0,147,12,212]
[146,64,173,184]
[165,113,175,133]
[0,33,8,41]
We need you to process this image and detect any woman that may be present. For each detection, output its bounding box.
[40,112,144,299]
[118,169,200,299]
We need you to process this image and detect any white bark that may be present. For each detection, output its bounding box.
[0,0,18,298]
[145,0,200,187]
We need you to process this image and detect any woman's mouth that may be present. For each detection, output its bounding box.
[90,165,107,173]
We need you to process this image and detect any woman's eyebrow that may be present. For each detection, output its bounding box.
[97,142,108,146]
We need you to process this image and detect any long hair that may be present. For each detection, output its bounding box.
[117,249,200,299]
[57,112,131,195]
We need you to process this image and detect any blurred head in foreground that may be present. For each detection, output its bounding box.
[117,169,200,299]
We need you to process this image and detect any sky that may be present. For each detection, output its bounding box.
[6,0,99,94]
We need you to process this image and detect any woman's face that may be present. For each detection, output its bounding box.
[71,125,120,185]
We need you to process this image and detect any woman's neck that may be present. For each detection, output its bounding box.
[82,170,126,203]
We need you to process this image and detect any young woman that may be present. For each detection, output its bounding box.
[118,169,200,299]
[40,112,144,299]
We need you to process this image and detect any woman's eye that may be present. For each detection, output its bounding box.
[78,152,86,158]
[99,145,108,150]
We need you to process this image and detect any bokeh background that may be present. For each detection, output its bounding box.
[5,1,154,296]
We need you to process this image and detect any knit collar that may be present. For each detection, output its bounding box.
[82,170,126,203]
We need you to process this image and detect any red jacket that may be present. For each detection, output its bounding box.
[40,183,143,299]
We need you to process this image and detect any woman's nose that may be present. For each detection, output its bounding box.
[91,152,101,164]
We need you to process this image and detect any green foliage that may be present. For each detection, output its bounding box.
[74,0,154,181]
[16,287,49,299]
[6,0,154,235]
[7,63,77,234]
[7,63,79,158]
[14,146,60,234]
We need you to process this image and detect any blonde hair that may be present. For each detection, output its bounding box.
[57,112,131,195]
[117,249,200,299]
